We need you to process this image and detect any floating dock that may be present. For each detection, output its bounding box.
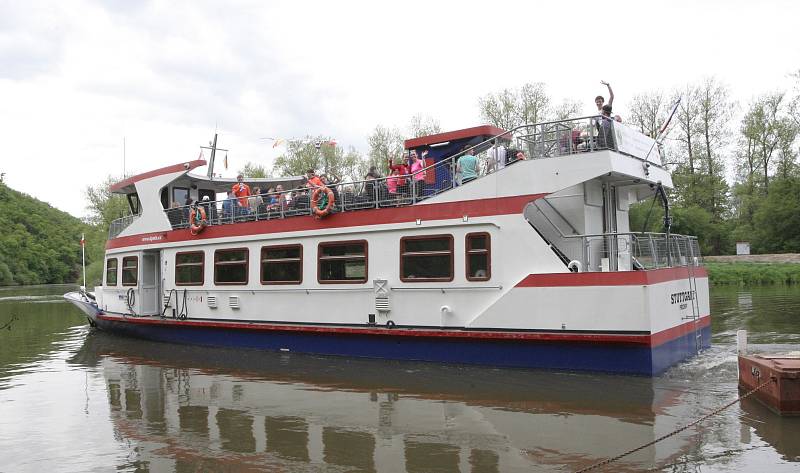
[738,353,800,416]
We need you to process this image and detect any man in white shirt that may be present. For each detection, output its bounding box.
[486,139,506,173]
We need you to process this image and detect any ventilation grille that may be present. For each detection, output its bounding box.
[229,296,240,309]
[375,296,389,312]
[207,295,217,308]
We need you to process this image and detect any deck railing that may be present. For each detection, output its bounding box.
[109,116,663,239]
[108,213,140,239]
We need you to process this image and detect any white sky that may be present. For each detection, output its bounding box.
[1,0,798,218]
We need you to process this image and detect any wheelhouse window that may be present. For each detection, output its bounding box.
[121,256,138,286]
[261,245,302,284]
[400,235,453,282]
[214,249,249,285]
[176,251,204,286]
[172,187,189,206]
[105,258,118,286]
[318,241,367,283]
[466,232,491,281]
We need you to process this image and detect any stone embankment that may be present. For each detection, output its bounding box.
[704,254,800,264]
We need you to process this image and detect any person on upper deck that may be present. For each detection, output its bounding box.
[232,175,251,207]
[597,104,616,149]
[409,152,425,199]
[595,80,614,114]
[305,169,324,189]
[486,139,507,173]
[222,190,235,220]
[456,146,478,184]
[249,187,263,213]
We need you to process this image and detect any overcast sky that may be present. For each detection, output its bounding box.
[1,0,798,218]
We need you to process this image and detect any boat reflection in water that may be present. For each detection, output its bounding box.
[70,331,709,472]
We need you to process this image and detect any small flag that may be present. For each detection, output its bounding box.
[224,153,228,169]
[80,234,85,247]
[273,138,284,148]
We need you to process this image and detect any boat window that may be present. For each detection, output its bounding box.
[318,241,367,283]
[121,256,138,286]
[261,245,302,284]
[214,249,249,285]
[127,193,140,215]
[176,251,204,286]
[466,233,491,281]
[105,258,118,286]
[400,235,453,282]
[172,187,190,206]
[160,188,169,209]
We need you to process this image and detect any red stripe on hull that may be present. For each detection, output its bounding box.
[95,313,708,348]
[515,266,709,287]
[107,193,547,249]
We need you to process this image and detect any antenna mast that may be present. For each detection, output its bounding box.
[201,133,228,179]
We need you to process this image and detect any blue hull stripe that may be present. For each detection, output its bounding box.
[93,317,711,376]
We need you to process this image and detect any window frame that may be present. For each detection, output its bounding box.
[172,186,190,206]
[260,244,303,285]
[317,240,368,284]
[105,258,118,286]
[214,248,250,285]
[466,232,491,281]
[175,251,205,286]
[121,256,138,286]
[399,234,454,283]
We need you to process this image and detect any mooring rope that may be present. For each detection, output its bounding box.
[576,376,776,472]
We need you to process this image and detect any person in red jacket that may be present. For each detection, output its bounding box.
[232,174,251,207]
[305,169,324,189]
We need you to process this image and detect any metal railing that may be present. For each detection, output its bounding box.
[109,116,661,238]
[108,213,140,239]
[542,231,702,272]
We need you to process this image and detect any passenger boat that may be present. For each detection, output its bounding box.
[64,117,710,375]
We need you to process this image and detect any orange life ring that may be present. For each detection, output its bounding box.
[189,206,207,235]
[311,186,335,218]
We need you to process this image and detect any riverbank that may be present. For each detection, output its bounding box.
[705,261,800,286]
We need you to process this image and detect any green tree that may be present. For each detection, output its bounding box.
[408,115,442,138]
[272,137,365,182]
[238,162,270,178]
[367,125,404,175]
[751,177,800,253]
[84,176,129,227]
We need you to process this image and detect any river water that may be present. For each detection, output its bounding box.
[0,285,798,472]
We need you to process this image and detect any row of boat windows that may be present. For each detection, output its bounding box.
[105,233,491,287]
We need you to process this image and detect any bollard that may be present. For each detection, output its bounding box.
[737,330,748,355]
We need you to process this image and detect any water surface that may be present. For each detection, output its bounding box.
[0,284,798,472]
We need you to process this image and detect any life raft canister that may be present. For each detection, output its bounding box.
[311,186,335,218]
[189,206,208,235]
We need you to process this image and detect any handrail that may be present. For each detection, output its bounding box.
[110,114,666,238]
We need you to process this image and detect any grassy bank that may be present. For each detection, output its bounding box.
[705,262,800,286]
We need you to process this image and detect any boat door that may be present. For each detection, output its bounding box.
[140,251,161,315]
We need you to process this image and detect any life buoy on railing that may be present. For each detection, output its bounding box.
[567,260,583,273]
[311,186,335,218]
[189,206,207,235]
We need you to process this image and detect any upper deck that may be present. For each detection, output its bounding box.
[109,116,666,235]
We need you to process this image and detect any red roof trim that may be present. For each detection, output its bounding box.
[95,313,709,347]
[109,160,207,193]
[515,266,709,287]
[106,193,547,249]
[404,125,510,149]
